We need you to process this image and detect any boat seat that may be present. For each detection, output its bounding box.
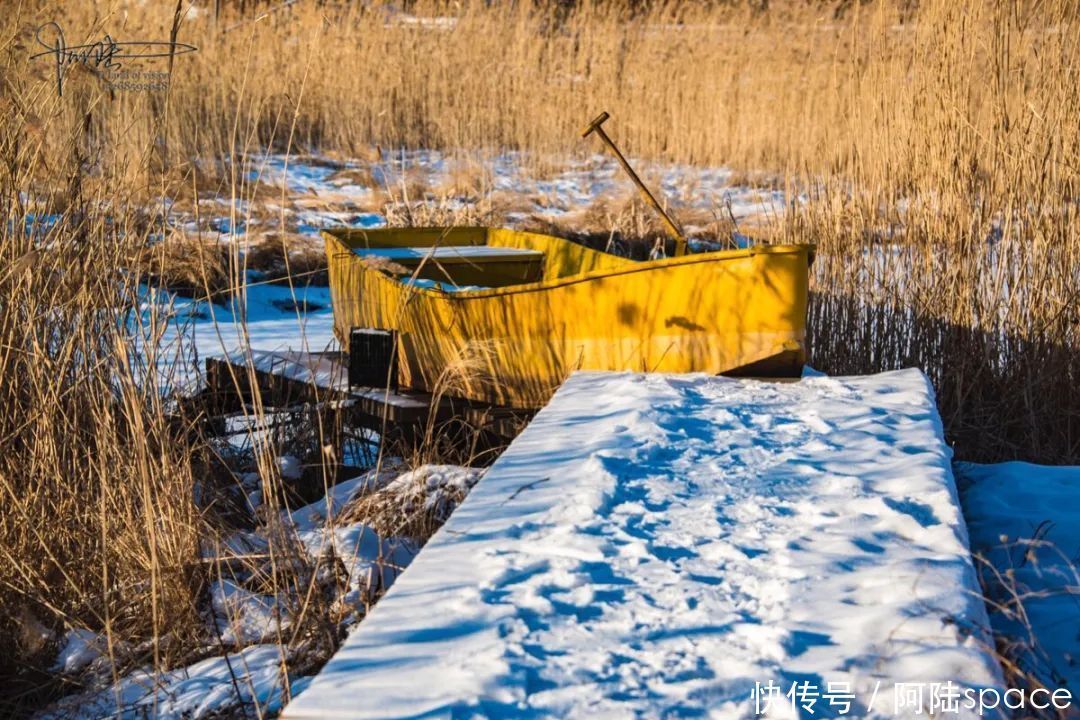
[353,245,545,287]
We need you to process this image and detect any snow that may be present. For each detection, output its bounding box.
[217,349,433,412]
[288,467,482,598]
[377,465,484,525]
[211,580,289,646]
[284,369,1002,719]
[286,469,395,530]
[225,348,347,392]
[39,644,299,720]
[136,280,337,389]
[252,155,345,195]
[165,281,336,356]
[295,521,415,595]
[478,152,788,226]
[52,628,104,675]
[231,150,789,241]
[278,454,303,480]
[958,461,1080,694]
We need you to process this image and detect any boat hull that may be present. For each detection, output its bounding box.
[325,228,811,408]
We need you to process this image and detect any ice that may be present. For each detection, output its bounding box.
[284,369,1002,719]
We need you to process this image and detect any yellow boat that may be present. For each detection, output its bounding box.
[323,227,812,408]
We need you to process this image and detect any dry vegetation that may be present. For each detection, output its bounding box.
[6,0,1074,459]
[0,0,1078,715]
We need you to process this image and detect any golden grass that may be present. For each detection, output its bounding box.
[5,0,1072,462]
[340,466,481,544]
[134,230,233,298]
[1,0,1078,713]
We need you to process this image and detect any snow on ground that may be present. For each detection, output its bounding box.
[39,644,303,720]
[476,151,788,226]
[39,464,481,720]
[135,279,337,389]
[162,280,335,357]
[958,462,1080,695]
[211,580,290,646]
[285,369,1002,719]
[379,465,485,525]
[52,629,105,675]
[182,150,789,244]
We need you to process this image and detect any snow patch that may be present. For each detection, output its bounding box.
[39,644,300,720]
[959,461,1080,694]
[211,580,289,646]
[379,465,484,524]
[52,628,104,675]
[40,464,478,720]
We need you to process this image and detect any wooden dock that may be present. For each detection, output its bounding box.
[201,350,532,453]
[283,369,1003,719]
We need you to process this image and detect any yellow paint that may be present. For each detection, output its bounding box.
[324,227,812,408]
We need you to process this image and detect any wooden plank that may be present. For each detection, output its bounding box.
[202,351,532,445]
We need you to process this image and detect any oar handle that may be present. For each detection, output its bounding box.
[581,111,610,138]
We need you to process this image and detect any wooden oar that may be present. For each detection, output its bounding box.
[582,111,688,257]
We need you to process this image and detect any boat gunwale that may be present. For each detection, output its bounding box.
[347,247,546,267]
[323,228,814,301]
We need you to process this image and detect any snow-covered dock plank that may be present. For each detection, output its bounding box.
[285,369,1002,719]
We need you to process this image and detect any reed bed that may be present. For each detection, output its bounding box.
[7,0,1076,461]
[0,0,1078,714]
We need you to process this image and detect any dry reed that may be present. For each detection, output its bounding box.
[1,0,1078,714]
[9,0,1075,460]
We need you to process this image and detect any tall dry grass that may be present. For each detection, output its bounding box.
[1,0,1078,713]
[7,0,1077,461]
[1,9,343,714]
[0,80,204,710]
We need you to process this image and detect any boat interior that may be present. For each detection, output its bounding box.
[324,226,636,290]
